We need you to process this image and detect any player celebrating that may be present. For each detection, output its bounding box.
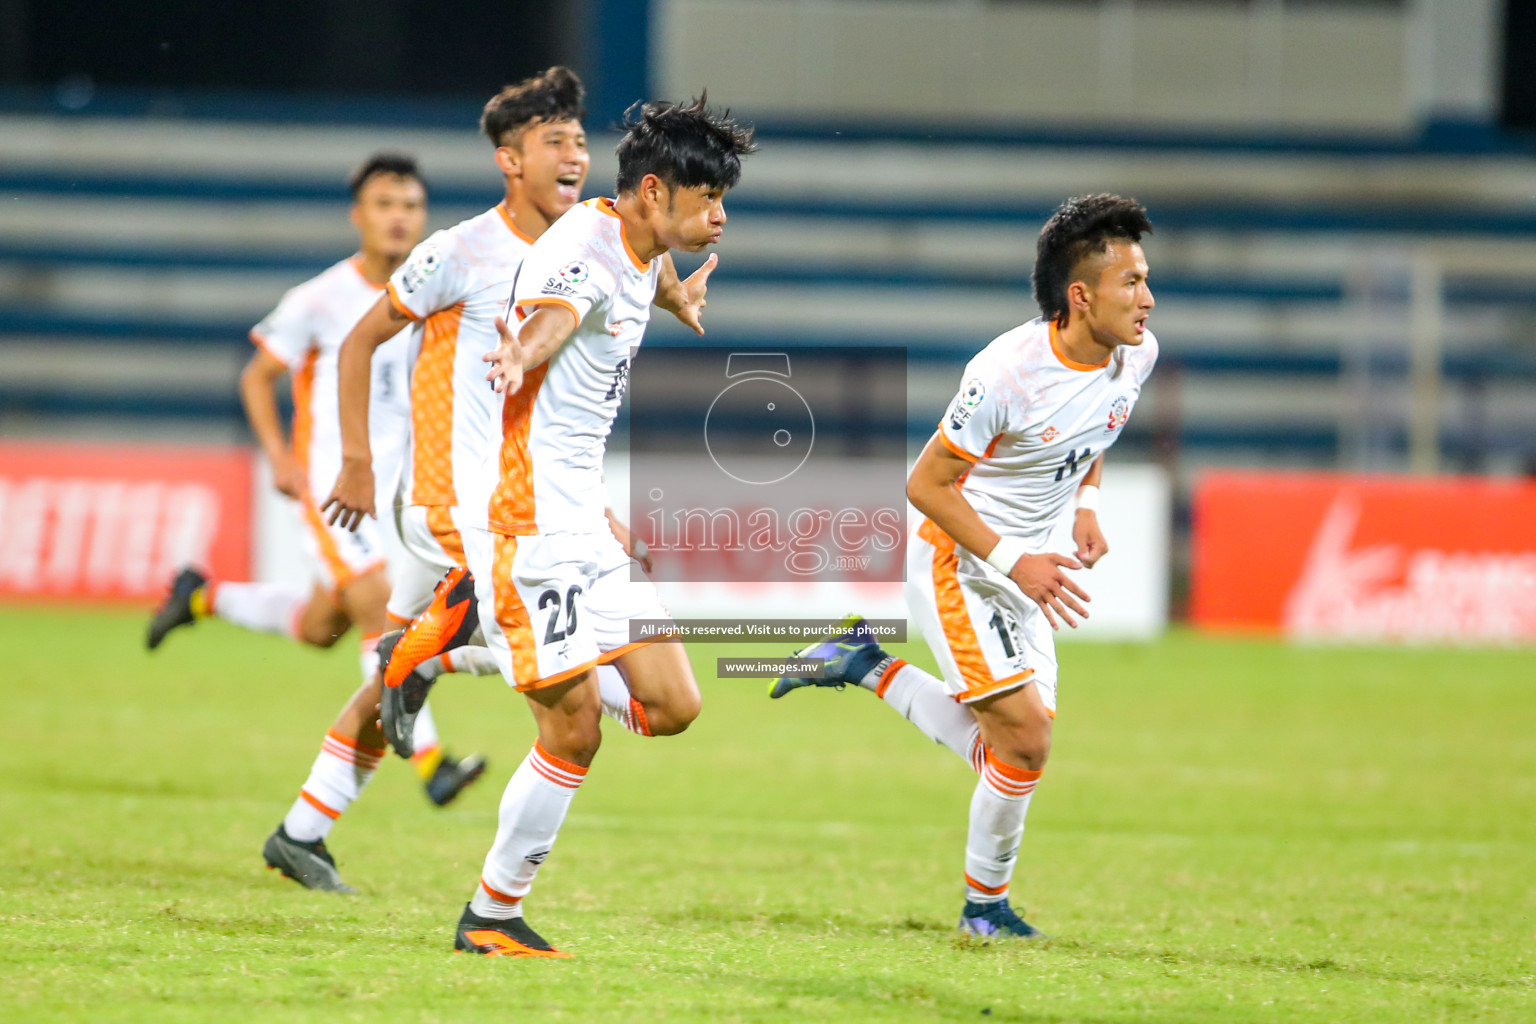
[772,195,1158,939]
[145,154,484,829]
[147,153,422,658]
[449,97,755,957]
[250,69,597,894]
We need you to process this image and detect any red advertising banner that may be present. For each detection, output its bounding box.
[0,442,252,601]
[1192,471,1536,643]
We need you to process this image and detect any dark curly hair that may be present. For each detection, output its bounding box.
[1032,194,1152,324]
[614,93,757,195]
[481,66,586,149]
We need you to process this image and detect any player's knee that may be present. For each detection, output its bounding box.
[300,625,343,648]
[646,689,702,736]
[993,727,1051,772]
[543,715,603,766]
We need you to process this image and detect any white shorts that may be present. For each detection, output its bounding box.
[296,491,386,593]
[463,527,671,692]
[905,520,1058,715]
[385,504,470,624]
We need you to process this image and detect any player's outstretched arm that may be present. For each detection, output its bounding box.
[485,305,578,395]
[1071,454,1108,568]
[239,349,305,500]
[322,295,411,530]
[907,433,1090,630]
[653,252,717,336]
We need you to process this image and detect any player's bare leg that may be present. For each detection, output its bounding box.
[291,581,356,648]
[606,639,701,737]
[455,671,600,957]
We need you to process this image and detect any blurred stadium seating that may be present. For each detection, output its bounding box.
[3,104,1535,481]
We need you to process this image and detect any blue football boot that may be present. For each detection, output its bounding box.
[958,899,1046,940]
[768,614,890,699]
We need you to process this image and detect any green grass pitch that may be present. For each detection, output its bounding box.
[2,606,1533,1022]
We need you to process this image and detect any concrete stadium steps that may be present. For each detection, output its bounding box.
[4,113,1536,467]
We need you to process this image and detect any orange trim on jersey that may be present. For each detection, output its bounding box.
[514,296,581,325]
[487,362,548,536]
[964,873,1009,896]
[953,671,1035,705]
[347,256,387,292]
[937,429,981,463]
[1050,320,1111,372]
[385,281,422,322]
[490,535,541,689]
[290,349,319,474]
[496,202,537,245]
[925,525,1034,699]
[300,790,342,819]
[517,654,603,694]
[589,197,651,271]
[426,505,467,568]
[409,302,464,507]
[594,636,672,667]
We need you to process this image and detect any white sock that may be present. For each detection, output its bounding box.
[469,741,588,920]
[964,747,1042,904]
[281,729,385,842]
[418,645,501,681]
[596,664,650,736]
[359,633,383,682]
[872,660,983,771]
[411,700,440,759]
[210,581,307,638]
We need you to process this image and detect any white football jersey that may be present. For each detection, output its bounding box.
[386,204,534,527]
[936,317,1158,546]
[489,197,662,538]
[250,256,410,506]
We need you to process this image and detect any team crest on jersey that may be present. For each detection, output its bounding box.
[398,244,441,294]
[1107,396,1131,431]
[1040,426,1059,443]
[947,378,986,429]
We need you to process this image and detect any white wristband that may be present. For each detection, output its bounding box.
[1075,484,1101,514]
[985,536,1028,575]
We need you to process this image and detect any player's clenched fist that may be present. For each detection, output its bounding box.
[1006,552,1091,631]
[484,316,526,394]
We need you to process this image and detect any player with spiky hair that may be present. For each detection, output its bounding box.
[447,96,756,957]
[281,74,722,898]
[145,153,487,837]
[773,194,1158,939]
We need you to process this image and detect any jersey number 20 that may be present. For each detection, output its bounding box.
[539,585,582,644]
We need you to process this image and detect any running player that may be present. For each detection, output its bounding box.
[771,194,1158,939]
[146,153,422,659]
[447,97,755,957]
[250,70,593,893]
[265,69,694,894]
[145,155,483,828]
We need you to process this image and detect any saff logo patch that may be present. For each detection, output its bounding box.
[399,244,442,294]
[1107,396,1131,431]
[558,261,589,285]
[961,378,986,408]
